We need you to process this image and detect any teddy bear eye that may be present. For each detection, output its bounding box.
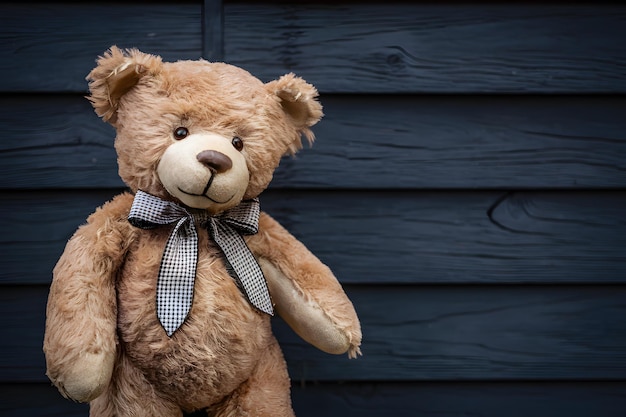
[173,127,189,140]
[232,136,244,151]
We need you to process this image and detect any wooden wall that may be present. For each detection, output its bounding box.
[1,0,626,416]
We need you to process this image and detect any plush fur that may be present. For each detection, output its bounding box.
[43,47,361,417]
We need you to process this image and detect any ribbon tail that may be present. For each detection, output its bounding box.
[156,217,198,336]
[209,219,274,315]
[128,190,201,336]
[229,239,274,316]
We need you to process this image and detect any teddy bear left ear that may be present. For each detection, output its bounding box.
[86,46,163,125]
[265,73,323,153]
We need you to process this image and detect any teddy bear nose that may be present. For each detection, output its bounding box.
[196,150,233,173]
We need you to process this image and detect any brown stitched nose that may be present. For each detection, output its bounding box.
[196,150,232,173]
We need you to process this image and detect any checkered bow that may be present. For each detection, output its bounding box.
[128,190,273,336]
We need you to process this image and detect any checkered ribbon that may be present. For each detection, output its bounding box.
[128,190,273,336]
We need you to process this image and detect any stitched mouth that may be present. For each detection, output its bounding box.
[178,175,235,204]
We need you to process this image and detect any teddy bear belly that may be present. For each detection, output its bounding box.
[116,243,273,409]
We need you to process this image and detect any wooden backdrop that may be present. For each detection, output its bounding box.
[1,0,626,416]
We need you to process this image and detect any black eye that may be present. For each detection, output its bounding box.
[173,127,189,140]
[232,136,244,151]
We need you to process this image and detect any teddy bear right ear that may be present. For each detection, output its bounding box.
[86,46,163,125]
[265,73,323,155]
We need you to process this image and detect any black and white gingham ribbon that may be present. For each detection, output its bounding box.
[128,190,273,336]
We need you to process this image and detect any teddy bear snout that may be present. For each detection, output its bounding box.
[197,150,233,173]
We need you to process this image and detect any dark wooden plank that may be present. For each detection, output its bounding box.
[271,191,626,285]
[224,4,626,93]
[3,382,626,417]
[0,3,202,92]
[2,190,624,285]
[0,383,88,417]
[2,95,625,189]
[275,95,626,189]
[1,286,47,383]
[2,4,625,94]
[0,190,121,285]
[291,382,626,417]
[0,96,123,189]
[203,0,223,61]
[4,284,626,382]
[278,285,626,381]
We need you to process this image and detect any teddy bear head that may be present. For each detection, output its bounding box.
[87,46,322,214]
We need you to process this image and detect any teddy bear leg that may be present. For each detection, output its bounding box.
[208,337,295,417]
[89,352,182,417]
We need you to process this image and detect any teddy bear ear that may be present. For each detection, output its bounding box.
[265,73,323,152]
[86,46,163,125]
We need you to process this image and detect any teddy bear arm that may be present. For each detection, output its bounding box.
[260,258,360,358]
[44,195,134,402]
[254,214,362,358]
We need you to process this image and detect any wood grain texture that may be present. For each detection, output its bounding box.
[0,96,123,189]
[0,384,88,417]
[276,95,626,189]
[278,285,626,381]
[3,382,626,417]
[0,190,119,285]
[2,190,624,285]
[2,95,625,189]
[0,3,202,92]
[224,4,626,93]
[4,284,626,382]
[290,382,626,417]
[2,4,624,94]
[203,0,223,60]
[266,190,626,284]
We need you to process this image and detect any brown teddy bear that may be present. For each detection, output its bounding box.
[43,46,361,417]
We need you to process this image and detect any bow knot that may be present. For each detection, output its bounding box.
[129,190,273,336]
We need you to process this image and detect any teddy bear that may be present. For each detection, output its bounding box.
[43,46,361,417]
